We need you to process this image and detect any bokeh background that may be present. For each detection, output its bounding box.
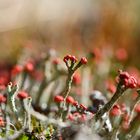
[0,0,140,67]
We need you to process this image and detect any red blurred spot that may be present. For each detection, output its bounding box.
[115,48,128,61]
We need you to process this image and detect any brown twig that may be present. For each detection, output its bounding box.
[95,83,126,121]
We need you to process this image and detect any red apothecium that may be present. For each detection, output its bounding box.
[0,94,6,103]
[80,57,87,64]
[54,95,64,103]
[66,96,75,104]
[18,91,28,99]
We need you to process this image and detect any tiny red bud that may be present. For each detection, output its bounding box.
[66,55,72,59]
[54,95,64,103]
[11,65,23,76]
[70,56,78,62]
[119,71,130,79]
[63,55,78,63]
[80,57,87,64]
[52,58,61,65]
[0,94,6,103]
[118,70,137,89]
[128,76,137,88]
[124,78,129,86]
[80,103,87,110]
[18,91,28,99]
[63,55,72,63]
[110,105,121,116]
[73,100,79,107]
[24,62,34,72]
[73,73,81,85]
[63,58,67,63]
[66,96,75,104]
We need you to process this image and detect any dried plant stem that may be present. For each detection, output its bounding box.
[63,71,74,107]
[7,84,18,119]
[10,96,18,115]
[5,115,10,136]
[59,71,74,120]
[24,97,32,132]
[36,77,47,105]
[95,84,126,121]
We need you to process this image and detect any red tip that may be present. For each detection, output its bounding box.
[18,91,28,99]
[80,57,87,64]
[54,95,64,103]
[66,96,75,104]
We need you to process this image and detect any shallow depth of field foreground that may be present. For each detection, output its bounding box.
[1,1,140,140]
[0,52,140,140]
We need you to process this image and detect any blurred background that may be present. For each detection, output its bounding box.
[0,0,140,67]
